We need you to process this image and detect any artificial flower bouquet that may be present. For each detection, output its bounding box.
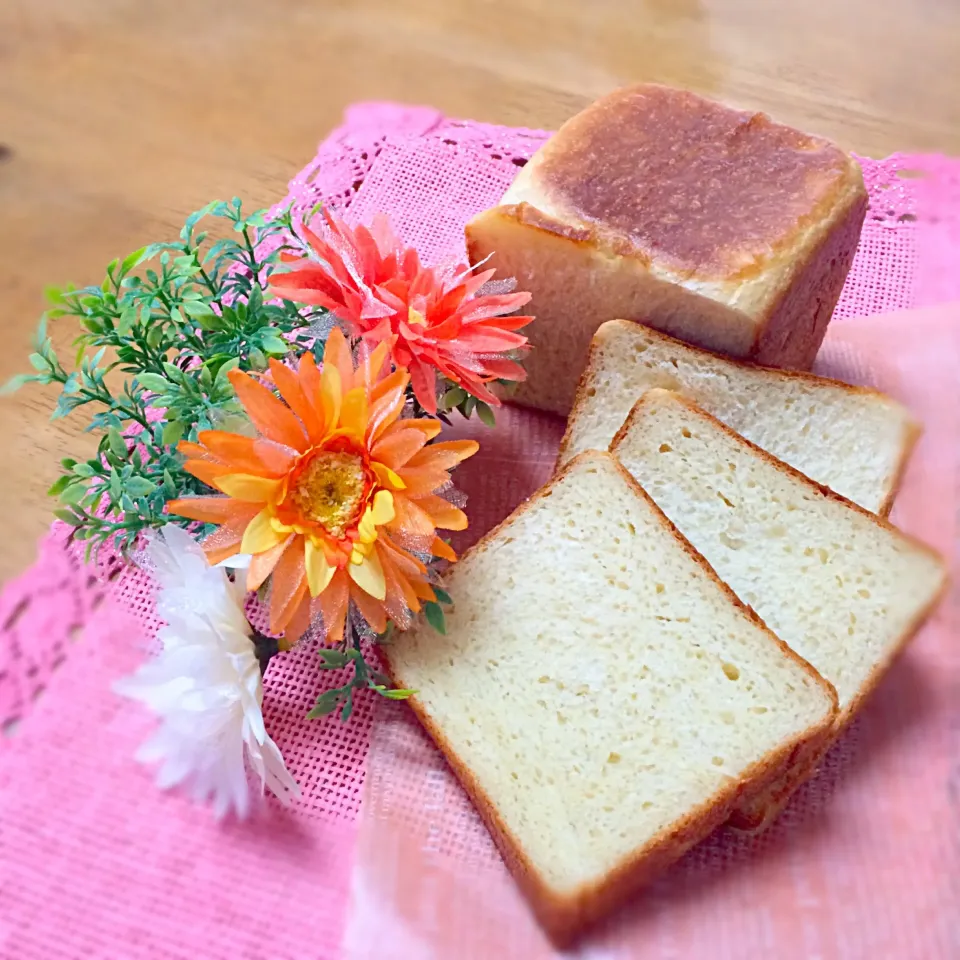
[10,198,533,818]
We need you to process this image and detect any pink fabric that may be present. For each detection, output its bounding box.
[0,101,958,959]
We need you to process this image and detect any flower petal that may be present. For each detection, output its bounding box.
[407,358,437,414]
[195,430,294,477]
[269,544,308,635]
[339,386,368,440]
[349,581,388,635]
[371,428,430,471]
[296,352,329,435]
[372,461,407,491]
[405,439,479,471]
[284,593,314,645]
[214,474,283,502]
[358,338,393,390]
[366,369,409,443]
[227,369,308,452]
[246,535,293,592]
[241,508,285,554]
[370,489,396,526]
[167,496,253,525]
[323,326,355,393]
[318,362,342,431]
[183,458,234,489]
[388,495,437,547]
[268,358,326,444]
[412,494,468,531]
[304,538,336,597]
[430,536,457,562]
[317,572,349,643]
[348,548,386,601]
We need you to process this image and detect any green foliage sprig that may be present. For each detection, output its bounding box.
[8,198,329,556]
[307,588,452,719]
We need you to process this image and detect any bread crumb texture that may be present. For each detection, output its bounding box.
[387,453,833,895]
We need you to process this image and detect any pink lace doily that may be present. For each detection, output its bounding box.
[1,101,958,960]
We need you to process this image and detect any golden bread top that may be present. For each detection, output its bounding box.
[521,85,863,281]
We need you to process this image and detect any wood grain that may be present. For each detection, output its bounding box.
[0,0,957,581]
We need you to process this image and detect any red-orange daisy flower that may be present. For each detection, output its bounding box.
[268,210,534,413]
[167,328,477,644]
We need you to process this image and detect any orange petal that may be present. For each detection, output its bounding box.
[196,430,293,477]
[166,496,259,525]
[349,581,388,635]
[199,514,260,565]
[406,439,479,471]
[376,418,442,447]
[339,386,369,440]
[389,495,437,544]
[297,352,329,435]
[410,494,469,531]
[359,338,393,391]
[269,542,307,635]
[246,534,294,591]
[393,466,455,498]
[323,327,355,393]
[372,461,406,491]
[183,458,234,489]
[268,358,326,444]
[380,534,428,576]
[318,571,349,643]
[284,592,314,645]
[178,440,215,461]
[214,473,283,502]
[318,362,342,432]
[371,427,430,470]
[366,369,409,443]
[227,368,308,452]
[203,533,244,566]
[411,578,437,604]
[430,536,457,562]
[378,542,422,614]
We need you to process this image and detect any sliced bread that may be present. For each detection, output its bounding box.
[385,451,837,945]
[610,390,947,829]
[559,320,919,515]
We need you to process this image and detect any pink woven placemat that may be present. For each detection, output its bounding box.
[0,101,958,960]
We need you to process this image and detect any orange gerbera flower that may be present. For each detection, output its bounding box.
[167,328,477,644]
[268,210,534,413]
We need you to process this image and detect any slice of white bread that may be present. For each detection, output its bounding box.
[610,391,947,829]
[385,451,837,945]
[465,84,867,415]
[560,320,919,516]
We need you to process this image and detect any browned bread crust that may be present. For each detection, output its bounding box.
[466,84,869,414]
[523,84,861,283]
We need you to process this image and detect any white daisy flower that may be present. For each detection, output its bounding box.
[115,524,300,819]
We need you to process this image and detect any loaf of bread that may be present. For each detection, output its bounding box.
[466,84,869,415]
[611,391,946,829]
[560,320,918,515]
[385,451,837,945]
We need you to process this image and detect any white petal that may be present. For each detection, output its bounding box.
[116,524,299,820]
[215,553,252,570]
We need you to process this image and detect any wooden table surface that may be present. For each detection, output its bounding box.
[1,0,958,582]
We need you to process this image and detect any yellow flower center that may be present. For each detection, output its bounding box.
[407,306,426,327]
[286,450,368,538]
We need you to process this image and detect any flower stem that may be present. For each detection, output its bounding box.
[251,629,279,676]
